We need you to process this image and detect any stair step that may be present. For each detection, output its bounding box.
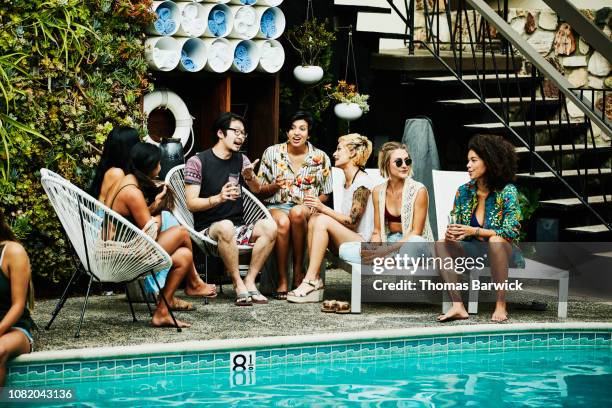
[565,224,611,233]
[540,195,612,209]
[416,74,531,83]
[515,144,609,154]
[438,96,558,106]
[465,120,585,131]
[517,168,612,179]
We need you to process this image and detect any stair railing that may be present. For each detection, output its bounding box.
[385,0,611,230]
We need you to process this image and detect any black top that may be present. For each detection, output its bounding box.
[194,149,244,231]
[0,244,34,332]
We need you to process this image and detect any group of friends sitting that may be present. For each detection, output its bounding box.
[0,111,521,382]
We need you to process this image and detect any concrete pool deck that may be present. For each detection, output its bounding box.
[30,269,612,353]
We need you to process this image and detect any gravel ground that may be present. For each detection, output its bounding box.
[30,269,612,352]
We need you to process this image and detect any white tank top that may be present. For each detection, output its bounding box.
[340,172,376,241]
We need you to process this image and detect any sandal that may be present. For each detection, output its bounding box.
[234,292,253,307]
[271,291,288,300]
[158,296,196,312]
[286,279,324,303]
[334,301,350,314]
[321,299,338,313]
[248,290,268,304]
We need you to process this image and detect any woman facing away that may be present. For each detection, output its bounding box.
[436,134,522,323]
[286,134,375,304]
[0,210,34,386]
[91,127,216,302]
[104,142,200,328]
[361,142,434,264]
[257,112,333,299]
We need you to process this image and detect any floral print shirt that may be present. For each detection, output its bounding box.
[257,142,333,205]
[451,179,522,243]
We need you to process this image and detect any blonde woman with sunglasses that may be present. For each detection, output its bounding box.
[361,142,433,264]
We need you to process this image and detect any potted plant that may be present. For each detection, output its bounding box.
[325,80,370,121]
[286,18,335,84]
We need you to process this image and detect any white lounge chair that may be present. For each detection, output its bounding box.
[41,174,180,337]
[165,164,273,278]
[432,170,570,318]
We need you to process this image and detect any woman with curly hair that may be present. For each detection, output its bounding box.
[0,210,35,385]
[437,134,521,323]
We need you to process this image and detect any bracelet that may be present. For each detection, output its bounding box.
[475,227,480,238]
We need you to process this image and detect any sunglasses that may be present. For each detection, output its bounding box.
[393,158,412,167]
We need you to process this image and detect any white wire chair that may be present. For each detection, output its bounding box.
[165,164,272,276]
[41,174,182,337]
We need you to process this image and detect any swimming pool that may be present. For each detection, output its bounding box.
[7,324,612,407]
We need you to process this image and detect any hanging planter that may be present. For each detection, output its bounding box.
[293,65,323,84]
[334,102,363,121]
[286,0,335,86]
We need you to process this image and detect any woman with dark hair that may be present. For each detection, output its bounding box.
[257,111,333,299]
[93,127,215,300]
[105,143,198,327]
[0,210,34,385]
[90,126,140,200]
[437,134,522,323]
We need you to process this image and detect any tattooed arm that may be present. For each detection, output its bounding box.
[304,186,371,231]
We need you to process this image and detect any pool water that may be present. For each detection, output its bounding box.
[36,347,611,407]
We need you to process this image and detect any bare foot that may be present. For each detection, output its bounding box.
[491,302,508,322]
[151,311,191,328]
[437,304,469,323]
[185,282,217,297]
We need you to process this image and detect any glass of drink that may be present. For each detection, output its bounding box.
[447,213,457,226]
[228,173,241,197]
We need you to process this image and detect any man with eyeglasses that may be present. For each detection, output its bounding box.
[185,112,277,306]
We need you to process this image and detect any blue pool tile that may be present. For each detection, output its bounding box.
[346,344,361,359]
[302,347,318,363]
[115,359,133,375]
[46,364,63,374]
[316,346,332,361]
[360,343,376,357]
[63,363,81,379]
[489,335,504,350]
[447,337,462,352]
[375,342,391,357]
[432,337,447,353]
[461,336,477,352]
[404,340,419,354]
[197,353,214,370]
[594,333,610,346]
[98,360,115,376]
[503,334,519,349]
[419,338,434,354]
[474,335,489,350]
[150,357,166,371]
[389,341,403,352]
[132,358,149,374]
[182,354,198,370]
[10,366,28,375]
[518,334,533,348]
[286,348,302,363]
[548,333,564,347]
[533,333,548,348]
[331,345,348,360]
[166,356,182,371]
[564,333,580,348]
[256,350,271,365]
[270,349,286,365]
[214,353,230,369]
[580,333,596,346]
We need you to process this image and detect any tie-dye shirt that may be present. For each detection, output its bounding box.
[451,179,522,243]
[257,142,333,205]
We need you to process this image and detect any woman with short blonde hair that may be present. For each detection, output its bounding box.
[286,134,376,305]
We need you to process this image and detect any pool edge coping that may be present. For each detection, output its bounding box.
[13,322,612,365]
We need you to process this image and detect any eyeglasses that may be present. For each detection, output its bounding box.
[227,128,248,138]
[393,158,412,167]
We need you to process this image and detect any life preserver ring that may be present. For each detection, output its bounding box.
[143,90,194,155]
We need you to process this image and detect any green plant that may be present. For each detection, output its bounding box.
[0,0,153,288]
[518,186,541,241]
[286,17,335,67]
[324,80,370,113]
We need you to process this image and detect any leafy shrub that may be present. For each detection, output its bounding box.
[0,0,153,288]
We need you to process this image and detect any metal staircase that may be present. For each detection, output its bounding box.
[336,0,612,240]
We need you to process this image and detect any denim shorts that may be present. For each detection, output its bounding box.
[12,326,33,352]
[266,202,296,214]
